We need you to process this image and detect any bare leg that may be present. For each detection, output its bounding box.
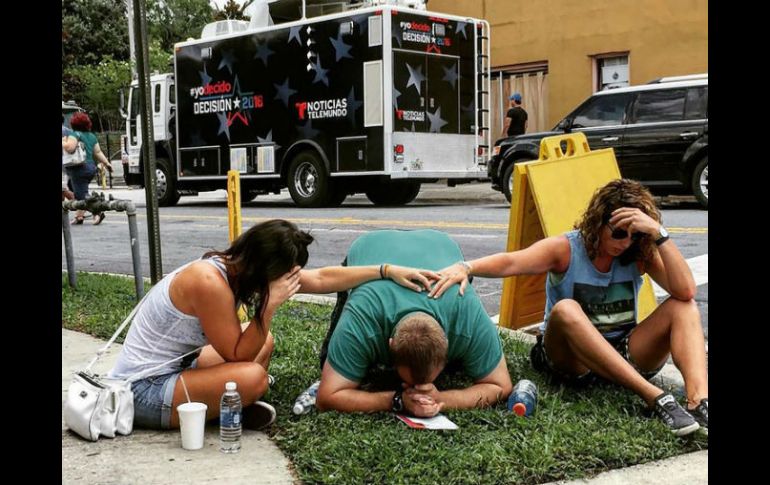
[169,361,269,428]
[544,299,662,405]
[168,331,275,428]
[627,298,708,409]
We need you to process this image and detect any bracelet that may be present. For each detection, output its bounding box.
[460,261,473,275]
[383,264,390,279]
[379,264,385,279]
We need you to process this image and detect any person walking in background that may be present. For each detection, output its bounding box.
[501,92,528,138]
[62,115,75,201]
[62,112,112,225]
[430,179,708,437]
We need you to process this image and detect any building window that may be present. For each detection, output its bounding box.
[593,54,629,92]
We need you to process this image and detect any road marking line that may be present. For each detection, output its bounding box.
[652,254,708,297]
[132,213,708,234]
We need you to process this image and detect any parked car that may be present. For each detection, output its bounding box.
[488,74,708,208]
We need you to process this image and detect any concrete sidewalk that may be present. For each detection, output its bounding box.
[61,329,295,485]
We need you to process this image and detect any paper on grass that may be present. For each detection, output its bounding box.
[396,413,458,430]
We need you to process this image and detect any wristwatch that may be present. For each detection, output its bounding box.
[655,226,670,246]
[391,389,404,413]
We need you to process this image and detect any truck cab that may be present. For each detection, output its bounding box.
[122,73,179,205]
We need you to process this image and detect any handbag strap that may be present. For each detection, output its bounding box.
[84,291,151,373]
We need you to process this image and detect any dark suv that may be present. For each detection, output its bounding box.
[488,75,708,208]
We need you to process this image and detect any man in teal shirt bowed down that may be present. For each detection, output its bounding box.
[316,230,513,417]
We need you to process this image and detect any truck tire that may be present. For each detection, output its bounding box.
[287,151,330,208]
[365,181,421,206]
[691,155,708,209]
[155,157,180,206]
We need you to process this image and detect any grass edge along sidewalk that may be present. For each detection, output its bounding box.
[62,273,707,485]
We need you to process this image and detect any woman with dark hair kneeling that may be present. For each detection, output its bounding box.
[108,219,439,430]
[430,179,708,437]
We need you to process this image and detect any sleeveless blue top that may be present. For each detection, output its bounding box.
[541,230,643,341]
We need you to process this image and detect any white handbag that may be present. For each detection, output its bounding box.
[63,293,203,441]
[62,139,86,168]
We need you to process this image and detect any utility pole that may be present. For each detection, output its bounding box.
[125,0,137,80]
[132,0,164,283]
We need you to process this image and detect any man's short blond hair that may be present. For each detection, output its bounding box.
[391,312,448,384]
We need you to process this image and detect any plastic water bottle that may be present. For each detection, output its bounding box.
[220,381,242,453]
[507,379,538,417]
[292,380,321,415]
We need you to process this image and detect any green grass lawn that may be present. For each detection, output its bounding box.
[63,273,707,485]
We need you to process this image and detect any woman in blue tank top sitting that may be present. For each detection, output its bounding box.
[429,179,707,437]
[107,219,439,431]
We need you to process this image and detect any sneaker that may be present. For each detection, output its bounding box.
[242,401,276,431]
[653,392,700,436]
[688,398,708,431]
[267,374,275,387]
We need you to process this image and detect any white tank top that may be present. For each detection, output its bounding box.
[108,258,229,379]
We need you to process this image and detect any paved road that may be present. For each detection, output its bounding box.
[61,182,708,337]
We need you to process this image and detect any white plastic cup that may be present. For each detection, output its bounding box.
[177,402,208,450]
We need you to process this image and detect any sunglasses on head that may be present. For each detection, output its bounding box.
[606,221,644,241]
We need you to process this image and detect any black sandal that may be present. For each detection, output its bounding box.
[71,216,85,225]
[93,212,106,225]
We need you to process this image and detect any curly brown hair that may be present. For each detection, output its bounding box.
[575,179,660,266]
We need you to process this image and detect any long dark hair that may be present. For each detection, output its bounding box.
[575,179,660,266]
[202,219,313,326]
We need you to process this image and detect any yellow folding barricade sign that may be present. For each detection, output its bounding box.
[498,133,658,329]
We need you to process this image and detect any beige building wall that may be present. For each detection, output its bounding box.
[430,0,708,128]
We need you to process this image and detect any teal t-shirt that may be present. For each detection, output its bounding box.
[72,131,99,167]
[327,230,503,382]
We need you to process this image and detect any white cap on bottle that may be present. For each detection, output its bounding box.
[225,381,237,391]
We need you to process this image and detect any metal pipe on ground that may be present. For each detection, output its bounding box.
[62,192,145,299]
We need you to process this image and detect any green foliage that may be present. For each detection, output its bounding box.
[212,0,254,21]
[148,0,214,52]
[62,274,707,485]
[62,0,211,126]
[62,0,129,67]
[63,44,170,131]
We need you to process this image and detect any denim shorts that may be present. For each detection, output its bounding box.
[131,372,181,430]
[131,359,198,430]
[530,331,663,387]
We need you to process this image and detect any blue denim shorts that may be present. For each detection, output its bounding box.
[131,359,198,430]
[131,372,181,430]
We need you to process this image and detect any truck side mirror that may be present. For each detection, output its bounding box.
[558,118,572,132]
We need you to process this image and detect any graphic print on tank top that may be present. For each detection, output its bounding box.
[573,281,635,337]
